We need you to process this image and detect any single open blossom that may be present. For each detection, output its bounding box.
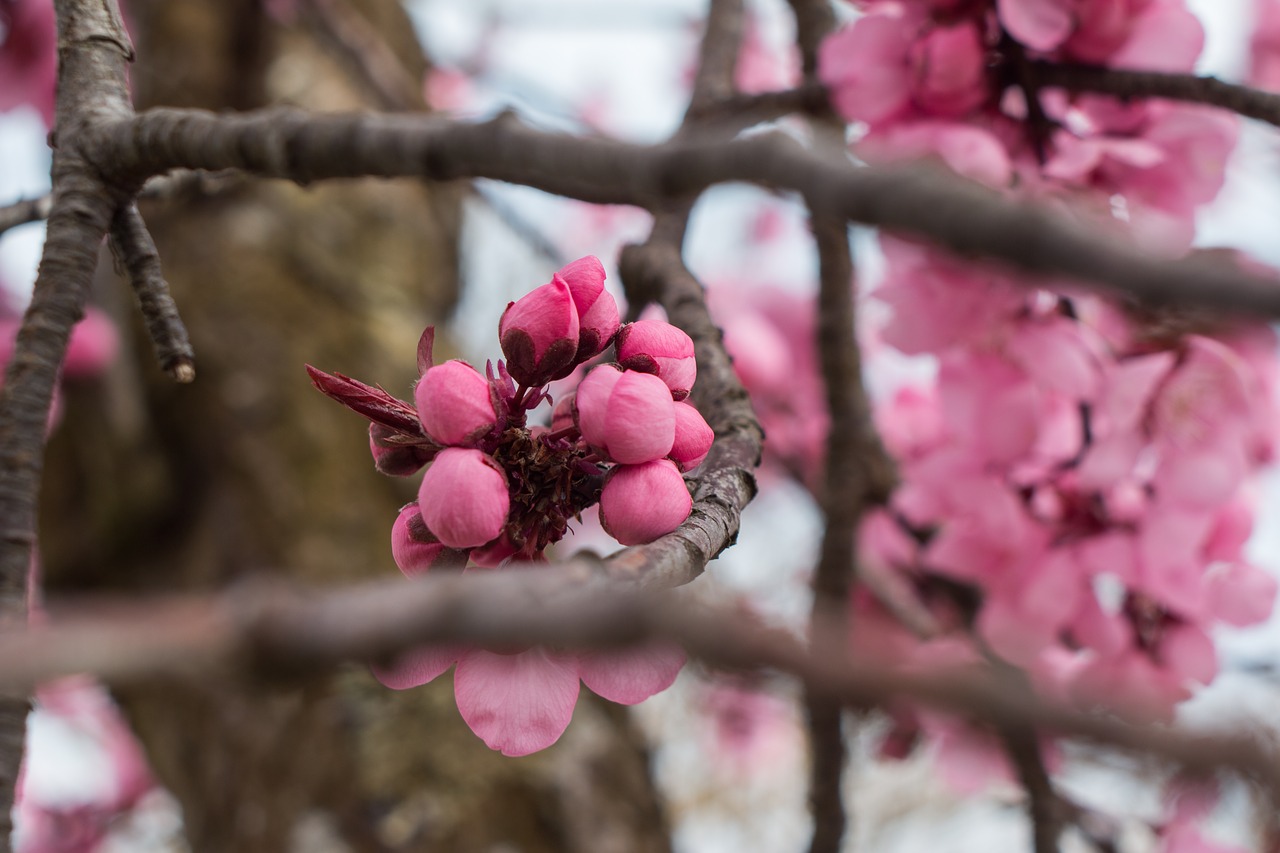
[418,448,510,548]
[499,276,580,386]
[575,364,676,464]
[415,359,498,446]
[379,639,685,756]
[616,320,697,400]
[599,459,692,545]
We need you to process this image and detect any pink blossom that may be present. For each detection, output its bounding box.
[669,401,713,472]
[575,365,676,464]
[417,448,510,548]
[555,255,620,361]
[368,423,435,477]
[0,0,57,125]
[378,639,684,756]
[615,320,697,401]
[415,359,498,446]
[391,504,468,577]
[1204,562,1278,627]
[908,21,988,118]
[599,459,691,545]
[499,276,580,386]
[1251,0,1280,91]
[858,120,1014,186]
[818,9,914,125]
[997,0,1074,52]
[63,308,120,378]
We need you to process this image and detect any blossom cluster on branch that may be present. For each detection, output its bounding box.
[309,256,701,755]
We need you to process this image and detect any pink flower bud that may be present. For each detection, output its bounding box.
[557,256,620,361]
[499,277,580,386]
[670,401,714,471]
[392,504,469,577]
[415,359,499,446]
[418,448,511,548]
[616,320,696,401]
[575,365,675,464]
[369,423,436,476]
[599,459,692,545]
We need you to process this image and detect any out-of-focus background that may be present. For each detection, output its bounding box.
[4,1,1280,851]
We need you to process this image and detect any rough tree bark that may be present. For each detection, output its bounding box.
[39,2,671,850]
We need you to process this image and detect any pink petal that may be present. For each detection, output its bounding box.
[373,645,465,689]
[574,364,623,448]
[1159,624,1217,686]
[415,359,498,446]
[616,320,697,400]
[1110,4,1205,72]
[578,643,686,705]
[1006,316,1101,401]
[1205,562,1278,627]
[669,401,714,471]
[599,460,692,545]
[603,371,676,464]
[454,648,581,756]
[998,0,1074,52]
[818,11,913,125]
[418,448,510,548]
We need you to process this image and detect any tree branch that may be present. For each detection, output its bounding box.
[0,197,51,239]
[83,108,1280,320]
[1031,62,1280,128]
[2,569,1279,813]
[107,202,196,382]
[0,0,139,842]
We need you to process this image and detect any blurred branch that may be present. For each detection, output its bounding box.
[1031,62,1280,127]
[0,196,51,238]
[108,203,196,382]
[5,568,1280,809]
[999,724,1064,853]
[85,109,1280,320]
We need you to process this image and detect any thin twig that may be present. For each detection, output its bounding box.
[1031,62,1280,128]
[300,0,424,111]
[999,723,1063,853]
[0,197,52,239]
[107,203,196,382]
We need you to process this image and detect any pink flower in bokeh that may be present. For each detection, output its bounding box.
[0,0,57,125]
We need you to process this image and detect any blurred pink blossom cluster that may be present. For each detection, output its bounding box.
[310,256,704,754]
[15,679,156,853]
[791,5,1280,842]
[0,0,57,126]
[820,0,1235,249]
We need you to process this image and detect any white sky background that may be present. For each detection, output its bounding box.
[2,1,1280,851]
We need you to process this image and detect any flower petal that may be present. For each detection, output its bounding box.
[454,648,581,756]
[578,643,685,705]
[373,645,465,689]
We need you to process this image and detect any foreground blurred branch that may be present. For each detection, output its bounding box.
[7,567,1280,808]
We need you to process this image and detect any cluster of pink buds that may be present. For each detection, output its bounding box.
[311,256,712,562]
[309,257,706,754]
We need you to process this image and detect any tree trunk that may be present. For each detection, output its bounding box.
[40,2,671,850]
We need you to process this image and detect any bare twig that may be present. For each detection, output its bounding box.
[107,202,196,382]
[0,197,51,238]
[299,0,424,111]
[999,724,1064,853]
[1031,62,1280,128]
